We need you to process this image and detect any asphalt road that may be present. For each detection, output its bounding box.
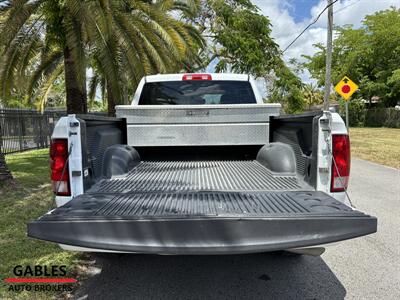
[75,158,400,300]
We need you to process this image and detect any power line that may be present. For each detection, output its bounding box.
[334,0,362,14]
[282,0,339,53]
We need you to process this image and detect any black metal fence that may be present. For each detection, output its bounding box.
[0,108,66,155]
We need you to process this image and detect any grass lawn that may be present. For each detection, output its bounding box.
[0,149,85,299]
[349,127,400,169]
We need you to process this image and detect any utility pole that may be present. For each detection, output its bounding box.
[323,0,334,111]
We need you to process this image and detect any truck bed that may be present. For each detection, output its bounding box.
[89,160,309,194]
[28,159,376,254]
[41,159,354,218]
[27,112,376,254]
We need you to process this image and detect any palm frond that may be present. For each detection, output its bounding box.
[170,1,201,19]
[0,0,204,112]
[0,0,44,48]
[26,49,63,101]
[84,2,123,104]
[18,29,43,76]
[0,31,34,99]
[34,60,64,112]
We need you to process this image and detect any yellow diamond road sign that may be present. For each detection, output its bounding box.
[334,76,358,101]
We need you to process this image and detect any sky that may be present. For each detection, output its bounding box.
[252,0,399,82]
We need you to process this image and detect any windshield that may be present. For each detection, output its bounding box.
[138,80,257,105]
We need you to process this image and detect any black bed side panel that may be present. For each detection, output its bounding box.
[76,115,126,190]
[269,111,322,188]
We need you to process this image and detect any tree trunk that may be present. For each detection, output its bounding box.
[64,46,87,114]
[0,152,12,181]
[0,127,12,181]
[106,80,116,117]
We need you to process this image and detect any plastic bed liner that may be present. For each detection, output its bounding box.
[28,160,377,254]
[88,160,309,193]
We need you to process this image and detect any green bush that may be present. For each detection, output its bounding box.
[339,98,366,127]
[349,99,367,127]
[365,108,400,128]
[386,108,400,128]
[339,99,400,128]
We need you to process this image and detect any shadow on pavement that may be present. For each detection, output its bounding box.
[75,252,346,299]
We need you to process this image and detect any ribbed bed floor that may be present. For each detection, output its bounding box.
[90,160,307,194]
[92,191,348,217]
[48,161,357,219]
[51,190,354,218]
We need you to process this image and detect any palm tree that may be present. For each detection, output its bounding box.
[302,83,323,110]
[86,0,204,115]
[0,1,85,113]
[0,0,204,114]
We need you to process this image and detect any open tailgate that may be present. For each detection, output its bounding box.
[28,191,377,254]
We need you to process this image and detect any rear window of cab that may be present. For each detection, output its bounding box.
[139,81,257,105]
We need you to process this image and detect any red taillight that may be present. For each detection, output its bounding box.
[330,134,351,192]
[182,74,212,81]
[50,139,70,196]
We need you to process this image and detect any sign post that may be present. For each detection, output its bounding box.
[334,76,359,129]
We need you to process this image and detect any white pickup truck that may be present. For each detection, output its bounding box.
[28,73,376,255]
